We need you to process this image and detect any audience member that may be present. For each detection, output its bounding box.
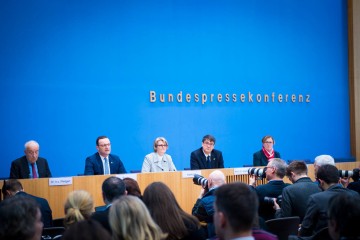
[273,161,320,222]
[143,182,206,240]
[123,177,142,199]
[10,140,52,179]
[327,193,360,240]
[109,195,167,240]
[253,136,281,166]
[1,179,53,227]
[142,137,177,172]
[213,182,258,240]
[91,176,127,233]
[190,134,224,170]
[249,158,289,221]
[64,190,94,228]
[313,154,335,178]
[84,136,127,175]
[62,219,112,240]
[192,170,226,238]
[299,164,358,237]
[0,196,43,240]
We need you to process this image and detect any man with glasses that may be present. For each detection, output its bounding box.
[190,134,224,170]
[84,136,127,175]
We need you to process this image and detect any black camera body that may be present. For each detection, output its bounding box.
[264,195,282,207]
[193,174,209,189]
[338,168,360,182]
[248,167,266,180]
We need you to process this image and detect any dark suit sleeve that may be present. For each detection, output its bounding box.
[192,199,210,222]
[43,159,52,178]
[253,152,260,166]
[10,161,21,179]
[217,151,224,168]
[190,151,200,170]
[118,159,127,173]
[299,196,317,236]
[40,199,53,228]
[84,157,95,175]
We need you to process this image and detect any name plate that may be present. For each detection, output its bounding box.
[182,170,202,178]
[116,173,137,181]
[49,177,73,186]
[233,167,250,175]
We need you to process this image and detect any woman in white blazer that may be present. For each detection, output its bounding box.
[141,137,177,173]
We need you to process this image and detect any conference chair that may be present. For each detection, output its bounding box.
[41,226,65,240]
[265,216,300,240]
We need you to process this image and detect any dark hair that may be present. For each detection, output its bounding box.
[317,164,339,184]
[0,196,40,240]
[202,134,216,144]
[96,136,108,146]
[143,182,200,240]
[262,135,275,144]
[328,194,360,238]
[286,161,308,177]
[2,179,23,198]
[102,177,126,203]
[62,219,111,240]
[215,182,258,232]
[123,178,142,198]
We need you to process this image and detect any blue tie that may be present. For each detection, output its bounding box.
[206,156,211,169]
[104,157,110,174]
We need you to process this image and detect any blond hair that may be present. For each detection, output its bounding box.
[64,190,94,228]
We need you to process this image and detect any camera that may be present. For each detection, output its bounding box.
[193,174,209,189]
[338,168,360,182]
[248,167,266,180]
[264,195,282,206]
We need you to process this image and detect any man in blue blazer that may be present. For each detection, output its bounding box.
[84,136,126,175]
[10,140,52,179]
[190,134,224,170]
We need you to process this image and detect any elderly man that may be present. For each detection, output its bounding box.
[10,140,52,179]
[313,154,335,178]
[192,170,226,238]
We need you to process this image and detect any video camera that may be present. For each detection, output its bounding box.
[193,174,209,189]
[248,167,266,180]
[338,168,360,182]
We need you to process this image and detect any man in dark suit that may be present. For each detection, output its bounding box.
[91,176,127,233]
[190,134,224,170]
[299,164,359,237]
[2,179,53,227]
[84,136,127,175]
[10,140,52,179]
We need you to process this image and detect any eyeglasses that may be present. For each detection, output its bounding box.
[157,144,168,147]
[203,141,215,146]
[98,143,111,147]
[264,141,273,144]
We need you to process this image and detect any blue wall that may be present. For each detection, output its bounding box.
[0,0,350,177]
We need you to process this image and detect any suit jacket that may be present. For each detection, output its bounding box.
[190,147,224,170]
[91,206,111,233]
[16,191,53,227]
[10,156,52,179]
[141,152,177,172]
[253,150,281,166]
[347,181,360,194]
[275,177,321,222]
[254,180,290,221]
[84,152,126,175]
[299,184,359,236]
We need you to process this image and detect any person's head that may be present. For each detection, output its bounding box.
[123,177,142,198]
[96,136,111,157]
[314,155,335,177]
[153,137,168,156]
[285,161,308,183]
[62,219,112,240]
[214,182,258,239]
[262,135,275,151]
[143,182,199,239]
[102,177,127,205]
[64,190,94,228]
[265,158,287,181]
[328,194,360,240]
[2,179,24,199]
[202,134,216,155]
[208,170,226,189]
[24,140,39,164]
[109,195,166,240]
[316,164,340,190]
[0,196,43,240]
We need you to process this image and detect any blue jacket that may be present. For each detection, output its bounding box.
[84,152,126,175]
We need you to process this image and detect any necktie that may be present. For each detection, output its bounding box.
[206,156,211,169]
[31,163,38,178]
[104,157,110,175]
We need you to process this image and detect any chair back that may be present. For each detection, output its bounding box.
[265,216,300,240]
[42,227,65,240]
